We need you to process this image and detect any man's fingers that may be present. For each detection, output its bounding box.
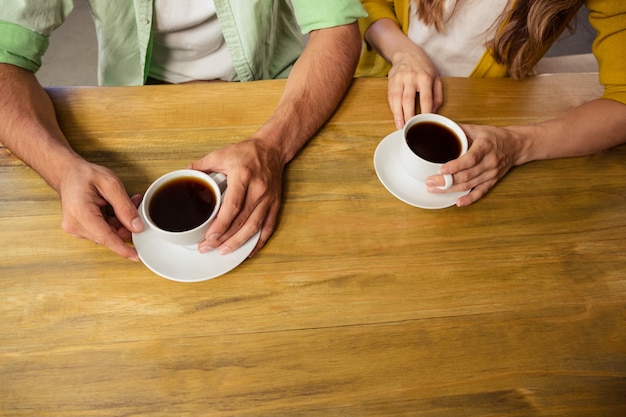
[248,201,280,258]
[98,181,143,234]
[93,225,139,261]
[198,179,247,252]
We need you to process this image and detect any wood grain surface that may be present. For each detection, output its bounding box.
[1,74,625,416]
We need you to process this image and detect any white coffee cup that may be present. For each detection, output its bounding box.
[400,113,468,190]
[140,169,226,247]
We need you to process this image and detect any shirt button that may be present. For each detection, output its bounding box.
[141,19,150,25]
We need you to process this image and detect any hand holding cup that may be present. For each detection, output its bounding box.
[400,113,468,190]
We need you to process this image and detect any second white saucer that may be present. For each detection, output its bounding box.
[373,130,470,209]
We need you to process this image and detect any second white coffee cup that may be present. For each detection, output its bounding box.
[400,113,468,190]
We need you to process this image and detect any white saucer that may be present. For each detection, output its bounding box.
[132,207,261,283]
[373,130,470,209]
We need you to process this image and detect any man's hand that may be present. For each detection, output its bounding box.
[190,138,283,257]
[58,160,144,260]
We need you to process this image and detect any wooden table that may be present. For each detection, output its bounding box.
[1,74,625,416]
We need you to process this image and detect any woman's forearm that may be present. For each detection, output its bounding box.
[511,98,626,166]
[365,18,425,66]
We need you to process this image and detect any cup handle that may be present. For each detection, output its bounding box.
[210,172,227,194]
[438,174,453,191]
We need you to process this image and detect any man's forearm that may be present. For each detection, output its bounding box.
[252,22,362,165]
[0,64,81,191]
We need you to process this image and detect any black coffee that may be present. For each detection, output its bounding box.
[148,177,216,232]
[406,121,462,163]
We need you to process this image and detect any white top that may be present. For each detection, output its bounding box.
[148,0,237,83]
[407,0,508,76]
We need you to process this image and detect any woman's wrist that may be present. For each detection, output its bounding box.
[504,124,538,167]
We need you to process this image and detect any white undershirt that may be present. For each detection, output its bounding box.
[148,0,237,83]
[407,0,509,76]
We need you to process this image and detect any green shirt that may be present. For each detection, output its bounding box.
[0,0,366,86]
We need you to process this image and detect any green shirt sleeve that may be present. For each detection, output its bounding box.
[292,0,367,34]
[0,0,74,72]
[0,20,50,72]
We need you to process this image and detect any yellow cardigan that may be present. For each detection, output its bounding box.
[356,0,626,104]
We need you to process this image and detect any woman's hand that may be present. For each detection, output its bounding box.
[388,47,443,128]
[425,123,525,206]
[364,18,443,129]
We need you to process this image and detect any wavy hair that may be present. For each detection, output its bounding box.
[412,0,585,78]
